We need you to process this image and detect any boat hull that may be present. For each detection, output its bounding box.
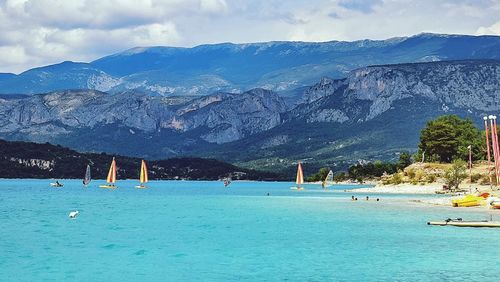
[428,221,500,228]
[451,195,484,207]
[491,201,500,209]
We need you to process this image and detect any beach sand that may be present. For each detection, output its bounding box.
[345,183,444,194]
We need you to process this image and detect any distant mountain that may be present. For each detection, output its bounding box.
[191,60,500,173]
[0,88,286,157]
[1,33,499,96]
[0,73,16,82]
[0,139,280,180]
[0,60,498,175]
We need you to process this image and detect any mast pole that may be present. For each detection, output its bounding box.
[484,117,492,189]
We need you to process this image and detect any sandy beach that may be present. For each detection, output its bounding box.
[346,183,444,194]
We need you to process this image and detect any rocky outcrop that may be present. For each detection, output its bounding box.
[0,88,286,144]
[292,60,500,123]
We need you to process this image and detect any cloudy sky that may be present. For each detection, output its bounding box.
[1,0,499,73]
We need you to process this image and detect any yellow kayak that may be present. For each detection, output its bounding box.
[452,195,484,207]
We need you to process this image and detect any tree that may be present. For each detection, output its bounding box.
[418,115,484,163]
[444,159,468,190]
[397,151,412,170]
[307,167,330,182]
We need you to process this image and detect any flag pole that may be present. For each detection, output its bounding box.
[484,116,492,189]
[469,145,472,182]
[494,116,500,188]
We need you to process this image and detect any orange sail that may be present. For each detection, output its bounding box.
[296,162,304,186]
[106,157,117,184]
[140,160,148,184]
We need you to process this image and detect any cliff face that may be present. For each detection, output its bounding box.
[0,88,286,145]
[290,60,500,123]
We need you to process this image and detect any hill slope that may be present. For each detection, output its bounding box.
[0,139,280,180]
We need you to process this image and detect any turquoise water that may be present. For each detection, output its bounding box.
[1,179,499,281]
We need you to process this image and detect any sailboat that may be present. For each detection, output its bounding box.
[223,177,232,187]
[83,165,91,186]
[50,180,63,187]
[322,170,334,189]
[135,160,149,189]
[99,157,117,189]
[290,162,305,190]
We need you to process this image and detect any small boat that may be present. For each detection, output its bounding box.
[428,218,500,228]
[490,200,500,209]
[451,194,484,207]
[99,157,117,189]
[223,177,232,187]
[322,170,334,189]
[69,210,79,219]
[290,162,305,190]
[50,181,63,187]
[135,160,149,189]
[83,164,91,186]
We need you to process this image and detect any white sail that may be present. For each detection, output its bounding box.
[322,170,334,188]
[83,165,91,186]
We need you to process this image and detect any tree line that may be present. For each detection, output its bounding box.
[308,114,488,183]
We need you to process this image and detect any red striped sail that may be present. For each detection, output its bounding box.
[106,158,117,184]
[296,162,304,186]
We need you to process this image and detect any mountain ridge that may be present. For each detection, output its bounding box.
[0,59,498,174]
[1,33,500,96]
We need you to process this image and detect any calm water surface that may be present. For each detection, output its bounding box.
[0,179,499,281]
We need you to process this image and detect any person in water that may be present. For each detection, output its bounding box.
[366,196,369,201]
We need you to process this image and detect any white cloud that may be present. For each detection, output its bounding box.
[476,21,500,35]
[0,0,498,73]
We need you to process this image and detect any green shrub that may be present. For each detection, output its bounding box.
[426,174,437,183]
[470,173,482,183]
[390,172,403,185]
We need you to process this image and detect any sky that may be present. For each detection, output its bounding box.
[0,0,499,73]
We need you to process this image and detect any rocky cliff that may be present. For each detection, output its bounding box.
[0,88,286,146]
[290,60,500,123]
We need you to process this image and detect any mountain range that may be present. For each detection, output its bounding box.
[1,33,500,96]
[0,33,499,176]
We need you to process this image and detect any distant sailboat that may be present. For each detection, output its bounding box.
[322,170,334,189]
[99,157,117,189]
[83,165,91,186]
[50,180,63,187]
[223,177,232,187]
[290,162,305,190]
[135,160,149,189]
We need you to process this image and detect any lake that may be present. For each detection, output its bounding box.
[0,179,498,281]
